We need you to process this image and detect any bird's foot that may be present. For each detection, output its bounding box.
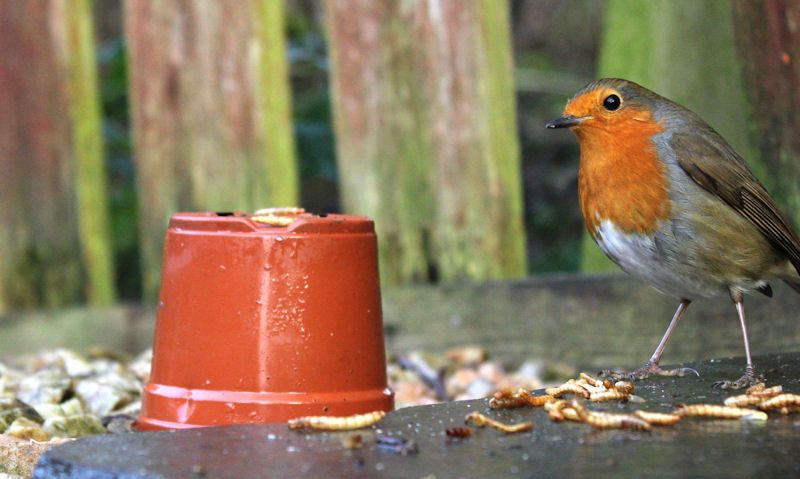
[712,366,762,390]
[601,361,699,381]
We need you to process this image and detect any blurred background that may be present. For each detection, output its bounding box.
[1,0,799,362]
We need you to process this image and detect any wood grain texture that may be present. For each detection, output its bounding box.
[0,0,115,311]
[732,0,800,232]
[125,0,299,298]
[325,0,527,285]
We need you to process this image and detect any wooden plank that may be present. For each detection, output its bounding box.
[324,0,527,285]
[125,0,300,299]
[0,0,115,311]
[3,274,800,372]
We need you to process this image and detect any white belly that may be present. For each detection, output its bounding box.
[593,220,728,299]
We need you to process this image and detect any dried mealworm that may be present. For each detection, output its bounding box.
[674,404,767,421]
[589,389,630,402]
[288,410,386,430]
[757,393,800,411]
[465,412,533,434]
[575,379,606,395]
[723,394,764,408]
[745,383,766,394]
[251,214,296,226]
[747,385,783,398]
[633,410,682,425]
[253,207,306,216]
[779,406,800,415]
[571,401,651,430]
[545,383,590,399]
[580,372,603,387]
[489,390,530,409]
[613,381,635,395]
[514,389,554,407]
[602,379,614,389]
[445,426,473,438]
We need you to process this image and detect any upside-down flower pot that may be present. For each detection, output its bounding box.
[138,211,394,430]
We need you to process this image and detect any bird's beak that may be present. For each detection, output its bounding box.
[545,115,589,129]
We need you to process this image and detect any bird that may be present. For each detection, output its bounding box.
[546,78,800,388]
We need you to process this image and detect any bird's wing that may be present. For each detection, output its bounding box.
[670,131,800,274]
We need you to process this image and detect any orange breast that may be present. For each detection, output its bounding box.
[576,113,671,236]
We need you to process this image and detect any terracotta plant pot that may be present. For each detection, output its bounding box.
[138,211,394,430]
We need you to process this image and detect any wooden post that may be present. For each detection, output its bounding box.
[325,0,527,285]
[584,0,759,271]
[125,0,300,299]
[732,1,800,228]
[0,0,115,311]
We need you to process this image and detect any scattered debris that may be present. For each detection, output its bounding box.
[444,426,473,438]
[376,435,419,455]
[340,434,363,449]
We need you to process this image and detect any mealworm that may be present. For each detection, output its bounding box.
[253,207,306,216]
[747,385,783,398]
[613,381,634,395]
[723,394,764,408]
[589,389,630,402]
[570,401,650,430]
[575,379,606,394]
[514,389,553,407]
[579,373,605,388]
[288,410,386,430]
[757,393,800,411]
[545,383,590,399]
[489,390,531,409]
[445,426,473,438]
[251,214,296,226]
[633,410,682,425]
[465,412,533,433]
[674,404,767,421]
[745,383,766,394]
[779,406,800,415]
[544,399,580,422]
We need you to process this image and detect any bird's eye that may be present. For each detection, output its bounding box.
[603,94,621,111]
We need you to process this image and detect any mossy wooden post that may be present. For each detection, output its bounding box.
[325,0,527,285]
[125,0,299,299]
[733,2,800,229]
[584,0,759,271]
[0,0,115,311]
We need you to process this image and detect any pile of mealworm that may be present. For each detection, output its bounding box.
[285,374,800,437]
[485,373,800,431]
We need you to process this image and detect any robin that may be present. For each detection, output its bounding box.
[546,78,800,388]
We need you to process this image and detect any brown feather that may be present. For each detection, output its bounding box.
[670,131,800,277]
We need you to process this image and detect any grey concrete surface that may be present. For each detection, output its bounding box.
[34,353,800,478]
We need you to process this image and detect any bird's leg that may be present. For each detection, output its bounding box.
[603,300,697,380]
[713,291,763,389]
[627,299,699,380]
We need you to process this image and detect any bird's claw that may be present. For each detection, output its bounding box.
[712,366,762,390]
[601,362,699,381]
